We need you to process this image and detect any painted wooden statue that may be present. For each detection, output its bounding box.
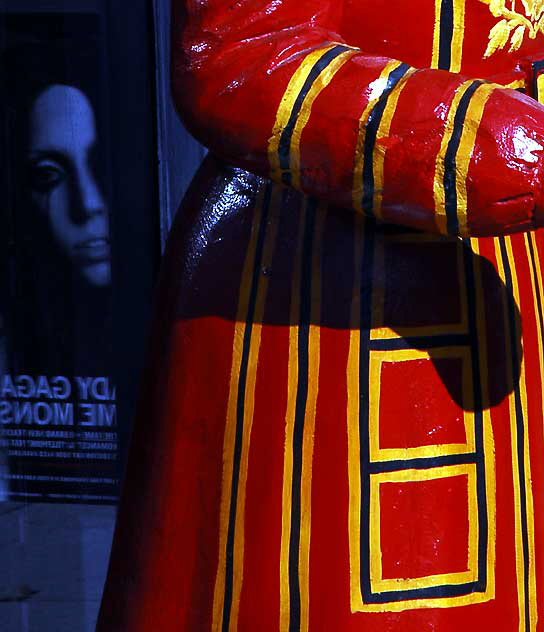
[98,1,544,630]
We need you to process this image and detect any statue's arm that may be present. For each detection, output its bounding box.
[173,0,544,236]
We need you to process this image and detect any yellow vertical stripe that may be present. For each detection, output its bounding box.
[434,80,473,234]
[432,0,466,72]
[279,201,304,632]
[299,205,325,632]
[505,237,538,632]
[431,0,442,69]
[280,329,298,632]
[537,74,544,103]
[373,68,417,220]
[212,184,280,632]
[454,83,495,236]
[280,201,325,632]
[493,236,525,632]
[524,232,544,434]
[212,190,264,632]
[269,45,359,189]
[450,0,466,73]
[434,82,495,236]
[347,216,364,611]
[470,238,497,603]
[270,46,337,183]
[494,237,538,632]
[352,61,404,213]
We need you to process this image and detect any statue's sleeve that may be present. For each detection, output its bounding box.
[173,0,544,236]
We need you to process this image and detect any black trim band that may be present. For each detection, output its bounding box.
[278,45,352,186]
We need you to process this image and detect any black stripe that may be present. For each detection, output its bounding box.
[359,217,376,599]
[278,45,352,186]
[288,199,318,632]
[438,0,455,70]
[361,63,411,216]
[527,235,544,367]
[462,239,488,588]
[364,579,483,604]
[368,451,478,475]
[443,80,482,236]
[369,333,470,351]
[222,183,273,632]
[498,237,531,632]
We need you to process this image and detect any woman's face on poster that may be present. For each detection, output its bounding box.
[26,84,111,287]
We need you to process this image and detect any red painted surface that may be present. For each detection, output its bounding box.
[98,2,544,630]
[379,358,466,449]
[379,475,471,578]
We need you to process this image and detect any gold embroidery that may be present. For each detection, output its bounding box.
[481,0,544,57]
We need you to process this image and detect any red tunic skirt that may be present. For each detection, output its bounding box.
[98,155,544,631]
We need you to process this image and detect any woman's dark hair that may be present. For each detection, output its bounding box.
[0,30,111,376]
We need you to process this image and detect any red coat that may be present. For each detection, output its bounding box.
[99,1,544,630]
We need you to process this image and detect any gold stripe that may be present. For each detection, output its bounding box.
[347,215,365,611]
[432,0,466,72]
[212,189,264,632]
[504,78,526,90]
[299,205,325,632]
[352,60,405,213]
[525,235,544,390]
[455,83,495,236]
[434,80,473,234]
[537,74,544,104]
[450,0,466,73]
[279,204,305,632]
[470,237,497,605]
[373,68,417,220]
[432,0,442,69]
[505,237,538,632]
[212,184,280,632]
[434,82,494,235]
[280,200,324,632]
[526,232,544,441]
[494,237,538,632]
[493,237,525,632]
[269,45,358,189]
[280,333,298,631]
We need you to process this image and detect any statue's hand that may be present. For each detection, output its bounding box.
[462,85,544,236]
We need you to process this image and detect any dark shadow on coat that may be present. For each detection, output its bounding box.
[164,154,522,413]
